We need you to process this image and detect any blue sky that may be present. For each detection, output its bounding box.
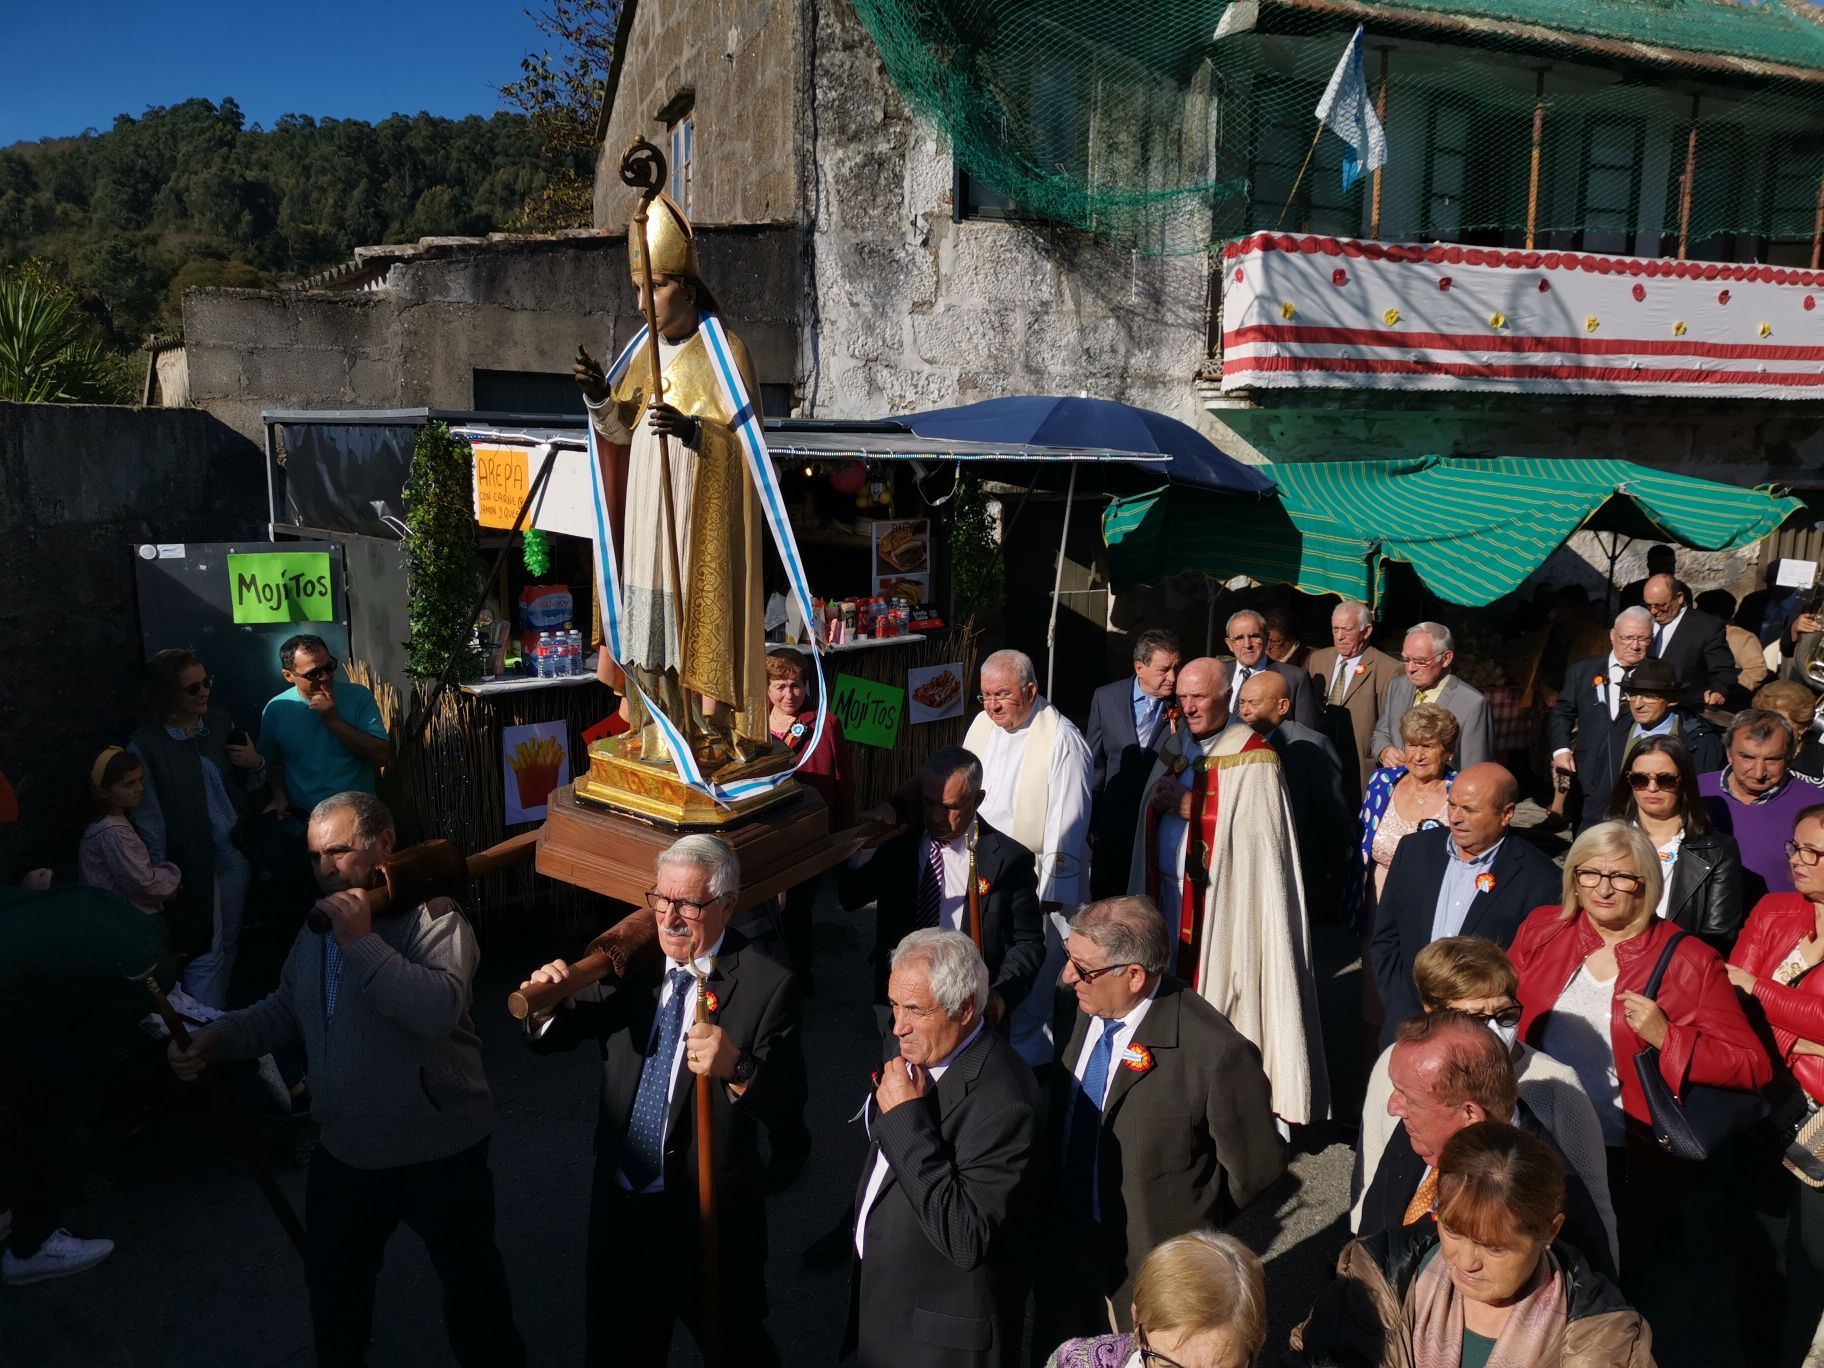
[4,1,553,145]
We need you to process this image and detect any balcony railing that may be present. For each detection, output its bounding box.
[1217,232,1824,401]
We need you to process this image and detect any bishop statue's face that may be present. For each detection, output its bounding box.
[636,272,699,341]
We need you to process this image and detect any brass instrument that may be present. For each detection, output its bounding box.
[1795,577,1824,690]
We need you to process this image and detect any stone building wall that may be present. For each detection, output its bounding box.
[803,0,1217,431]
[183,228,802,442]
[595,0,803,228]
[0,403,265,879]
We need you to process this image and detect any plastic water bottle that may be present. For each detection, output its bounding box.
[534,632,552,678]
[568,629,583,676]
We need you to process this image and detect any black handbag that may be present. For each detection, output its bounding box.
[1631,930,1770,1162]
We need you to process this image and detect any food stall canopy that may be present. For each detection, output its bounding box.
[898,396,1274,494]
[1103,456,1804,607]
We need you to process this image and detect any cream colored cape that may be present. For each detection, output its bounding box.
[1127,720,1329,1124]
[963,702,1059,854]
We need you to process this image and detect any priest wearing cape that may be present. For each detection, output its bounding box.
[962,649,1093,1067]
[1127,657,1327,1125]
[574,190,769,767]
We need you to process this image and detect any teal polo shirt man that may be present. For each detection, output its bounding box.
[259,635,394,818]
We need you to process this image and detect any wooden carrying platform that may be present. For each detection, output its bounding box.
[537,782,840,910]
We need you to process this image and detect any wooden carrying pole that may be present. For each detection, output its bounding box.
[507,819,896,1020]
[1277,125,1324,230]
[140,972,308,1255]
[692,951,722,1368]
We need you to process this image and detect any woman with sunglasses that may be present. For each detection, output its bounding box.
[1508,822,1768,1343]
[1295,1122,1650,1368]
[1353,937,1618,1271]
[127,648,262,1006]
[1721,803,1824,1364]
[1601,734,1745,955]
[1047,1229,1265,1368]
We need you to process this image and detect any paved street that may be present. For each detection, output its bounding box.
[6,883,1357,1367]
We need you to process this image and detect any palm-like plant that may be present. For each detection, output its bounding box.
[0,268,132,404]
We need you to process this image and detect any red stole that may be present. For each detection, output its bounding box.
[1145,730,1272,990]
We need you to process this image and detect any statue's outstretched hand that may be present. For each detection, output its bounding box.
[573,346,610,404]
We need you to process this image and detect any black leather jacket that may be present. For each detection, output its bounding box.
[1664,826,1746,955]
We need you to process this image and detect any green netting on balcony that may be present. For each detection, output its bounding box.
[852,0,1824,255]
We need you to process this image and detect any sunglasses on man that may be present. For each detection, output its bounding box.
[289,660,339,684]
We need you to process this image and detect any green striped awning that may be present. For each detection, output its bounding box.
[1102,456,1803,607]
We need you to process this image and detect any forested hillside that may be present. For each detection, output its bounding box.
[0,99,586,348]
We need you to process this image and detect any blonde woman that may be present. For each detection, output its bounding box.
[1047,1231,1266,1368]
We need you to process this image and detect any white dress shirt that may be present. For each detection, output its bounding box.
[1654,606,1687,654]
[855,1022,985,1258]
[1071,983,1159,1103]
[918,828,974,934]
[1553,653,1625,761]
[1228,663,1260,710]
[975,696,1092,906]
[1327,652,1363,699]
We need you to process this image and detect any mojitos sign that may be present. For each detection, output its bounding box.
[227,551,335,625]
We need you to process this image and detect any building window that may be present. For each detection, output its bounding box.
[1423,103,1470,240]
[1249,78,1358,237]
[1764,133,1824,265]
[669,113,694,213]
[1578,118,1643,254]
[472,370,583,416]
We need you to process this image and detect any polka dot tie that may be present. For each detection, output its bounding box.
[622,968,695,1190]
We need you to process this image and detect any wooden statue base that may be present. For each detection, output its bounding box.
[574,735,797,829]
[538,783,837,911]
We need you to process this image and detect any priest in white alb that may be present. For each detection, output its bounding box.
[962,649,1092,1066]
[1128,656,1328,1125]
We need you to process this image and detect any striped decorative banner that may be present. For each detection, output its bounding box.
[1221,233,1824,399]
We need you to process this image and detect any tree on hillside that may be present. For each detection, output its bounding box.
[500,0,621,230]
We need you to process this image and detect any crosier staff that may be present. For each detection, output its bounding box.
[689,930,722,1368]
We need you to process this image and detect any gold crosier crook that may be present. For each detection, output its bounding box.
[619,137,695,750]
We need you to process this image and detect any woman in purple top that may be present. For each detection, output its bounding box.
[1698,708,1824,906]
[1046,1232,1265,1368]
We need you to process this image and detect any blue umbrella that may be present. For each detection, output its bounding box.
[900,395,1274,495]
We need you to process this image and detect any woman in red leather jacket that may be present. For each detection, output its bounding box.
[1508,820,1770,1353]
[1725,801,1824,1365]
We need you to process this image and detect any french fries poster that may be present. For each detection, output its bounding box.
[503,721,571,823]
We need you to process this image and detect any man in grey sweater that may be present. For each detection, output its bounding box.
[168,792,524,1368]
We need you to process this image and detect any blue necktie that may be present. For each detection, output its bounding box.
[622,968,695,1190]
[1139,698,1163,749]
[915,838,945,929]
[1651,625,1664,656]
[1064,1024,1120,1220]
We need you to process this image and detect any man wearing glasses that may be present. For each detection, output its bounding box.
[519,834,806,1367]
[1033,897,1282,1350]
[1699,708,1824,904]
[258,634,394,821]
[960,649,1093,1067]
[1548,607,1655,831]
[1369,622,1492,772]
[1221,609,1317,728]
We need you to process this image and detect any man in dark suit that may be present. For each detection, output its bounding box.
[1370,764,1560,1047]
[1643,572,1735,711]
[845,929,1040,1368]
[1035,897,1283,1349]
[1223,609,1318,729]
[1548,607,1654,830]
[840,746,1045,1021]
[1084,629,1182,899]
[1238,670,1353,906]
[1359,1011,1618,1279]
[519,834,806,1367]
[1369,622,1493,771]
[1306,599,1403,796]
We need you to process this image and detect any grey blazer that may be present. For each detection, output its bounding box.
[1369,673,1493,770]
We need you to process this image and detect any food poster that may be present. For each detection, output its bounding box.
[503,721,571,823]
[907,662,966,724]
[871,518,930,604]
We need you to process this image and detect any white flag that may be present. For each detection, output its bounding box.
[1314,25,1386,192]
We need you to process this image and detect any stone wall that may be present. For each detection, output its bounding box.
[595,0,803,228]
[804,0,1218,432]
[0,403,265,879]
[183,228,802,442]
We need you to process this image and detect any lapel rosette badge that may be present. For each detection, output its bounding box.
[1475,873,1497,894]
[1121,1043,1154,1074]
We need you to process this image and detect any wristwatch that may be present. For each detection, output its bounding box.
[731,1050,758,1086]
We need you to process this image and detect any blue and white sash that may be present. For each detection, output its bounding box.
[584,312,828,804]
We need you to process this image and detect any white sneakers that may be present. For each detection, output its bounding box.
[1,1229,115,1286]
